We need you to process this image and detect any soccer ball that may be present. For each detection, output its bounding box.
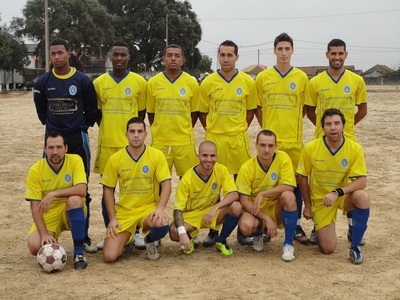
[37,243,67,273]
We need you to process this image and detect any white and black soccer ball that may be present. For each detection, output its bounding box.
[37,243,67,273]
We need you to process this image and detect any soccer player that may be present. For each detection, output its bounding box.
[93,41,147,251]
[101,117,171,262]
[33,38,99,253]
[297,108,370,264]
[304,38,368,243]
[169,141,241,256]
[236,130,297,262]
[199,40,258,246]
[146,44,199,179]
[26,132,88,269]
[255,33,309,244]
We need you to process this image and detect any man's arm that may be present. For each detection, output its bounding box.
[138,109,146,122]
[305,105,316,125]
[246,109,256,127]
[255,106,262,127]
[38,183,87,213]
[191,111,199,128]
[33,80,47,125]
[354,103,367,125]
[297,175,312,220]
[199,112,207,129]
[82,78,99,127]
[30,201,57,245]
[147,112,155,125]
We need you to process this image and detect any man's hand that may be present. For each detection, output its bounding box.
[106,219,122,239]
[150,208,169,227]
[323,193,338,207]
[40,233,57,246]
[204,207,218,225]
[39,193,55,213]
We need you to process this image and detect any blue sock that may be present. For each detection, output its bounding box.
[282,210,297,246]
[351,208,370,248]
[216,214,240,244]
[146,225,169,243]
[250,227,262,237]
[67,207,85,256]
[294,186,303,230]
[347,210,353,232]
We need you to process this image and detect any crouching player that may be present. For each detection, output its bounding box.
[101,117,171,262]
[169,141,242,255]
[26,132,88,269]
[297,108,370,264]
[236,130,298,262]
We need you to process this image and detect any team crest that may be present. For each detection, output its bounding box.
[289,82,296,91]
[64,174,72,183]
[69,85,77,96]
[142,165,149,175]
[212,182,217,191]
[341,159,348,168]
[343,85,350,94]
[236,87,243,96]
[179,88,186,96]
[125,87,132,96]
[270,172,278,181]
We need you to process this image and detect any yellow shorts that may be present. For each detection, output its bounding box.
[312,196,346,231]
[152,144,198,177]
[260,200,283,230]
[27,199,87,239]
[179,207,222,236]
[205,131,251,175]
[277,142,302,172]
[113,204,156,244]
[94,146,123,174]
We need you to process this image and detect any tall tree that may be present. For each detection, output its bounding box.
[0,21,30,72]
[99,0,202,71]
[11,0,114,68]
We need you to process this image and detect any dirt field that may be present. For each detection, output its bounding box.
[0,86,399,299]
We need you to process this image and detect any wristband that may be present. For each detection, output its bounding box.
[331,188,344,197]
[177,226,186,235]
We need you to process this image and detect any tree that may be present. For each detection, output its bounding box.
[0,22,30,72]
[11,0,114,68]
[98,0,202,72]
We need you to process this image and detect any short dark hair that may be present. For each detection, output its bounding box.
[49,38,69,51]
[256,129,277,144]
[126,117,146,131]
[321,108,346,127]
[45,131,66,147]
[327,39,346,52]
[112,41,130,53]
[163,44,185,58]
[219,40,238,55]
[274,33,293,48]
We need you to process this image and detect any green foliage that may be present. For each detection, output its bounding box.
[99,0,202,71]
[10,0,209,73]
[11,0,114,68]
[0,24,30,72]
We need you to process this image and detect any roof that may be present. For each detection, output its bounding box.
[362,64,395,76]
[241,64,267,76]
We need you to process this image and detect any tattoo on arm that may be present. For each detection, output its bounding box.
[173,210,184,227]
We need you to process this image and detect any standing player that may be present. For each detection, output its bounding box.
[199,40,258,246]
[101,117,171,262]
[33,38,99,253]
[93,41,147,251]
[169,141,242,256]
[146,44,199,180]
[255,33,309,244]
[236,130,298,261]
[26,132,88,269]
[304,38,368,243]
[297,108,370,264]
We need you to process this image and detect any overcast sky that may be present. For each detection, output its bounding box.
[2,0,399,72]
